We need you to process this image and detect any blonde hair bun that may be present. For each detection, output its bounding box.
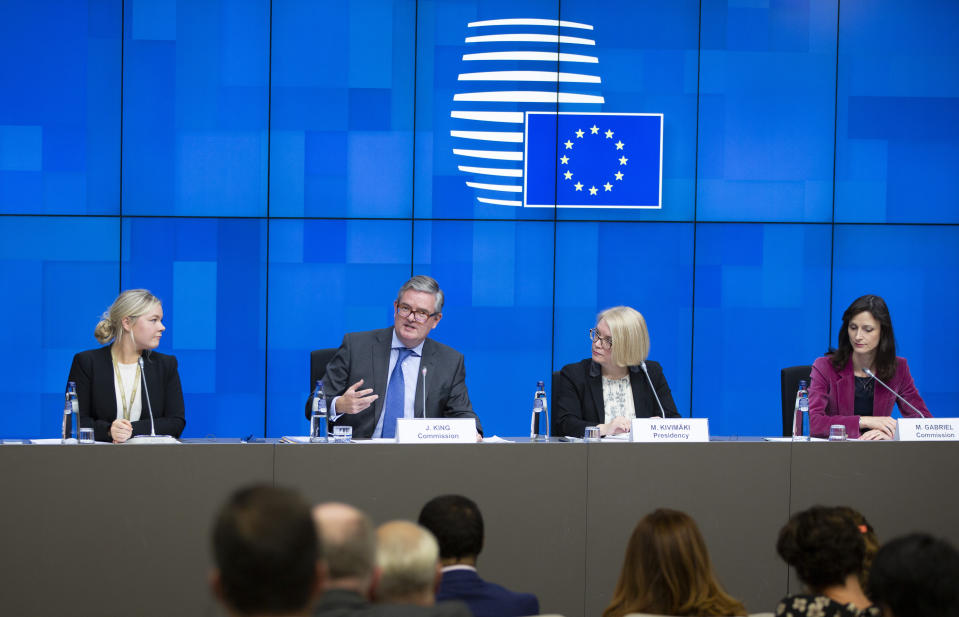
[93,317,116,344]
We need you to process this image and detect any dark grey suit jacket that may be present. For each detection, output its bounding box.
[323,327,482,439]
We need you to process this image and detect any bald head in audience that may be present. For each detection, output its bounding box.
[374,521,442,606]
[313,502,378,597]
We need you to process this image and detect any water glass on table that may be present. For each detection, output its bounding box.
[333,426,352,443]
[829,424,847,441]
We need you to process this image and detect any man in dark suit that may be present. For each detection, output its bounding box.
[323,275,482,439]
[418,495,540,617]
[211,485,324,617]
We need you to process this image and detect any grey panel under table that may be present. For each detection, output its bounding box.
[0,443,274,617]
[275,441,589,617]
[788,440,959,594]
[584,441,791,617]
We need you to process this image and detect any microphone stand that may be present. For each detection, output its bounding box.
[863,368,926,418]
[421,367,427,418]
[126,355,179,444]
[640,362,667,418]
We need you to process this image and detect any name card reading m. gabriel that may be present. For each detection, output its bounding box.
[631,418,710,443]
[396,418,477,444]
[896,418,959,441]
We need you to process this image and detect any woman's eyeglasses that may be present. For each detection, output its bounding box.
[589,328,613,349]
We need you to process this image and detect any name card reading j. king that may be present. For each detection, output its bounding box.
[631,418,709,442]
[896,418,959,441]
[396,418,477,443]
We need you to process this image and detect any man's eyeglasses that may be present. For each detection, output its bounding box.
[589,328,613,349]
[396,303,438,323]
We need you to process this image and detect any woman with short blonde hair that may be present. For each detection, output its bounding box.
[553,306,679,438]
[68,289,185,443]
[599,306,650,367]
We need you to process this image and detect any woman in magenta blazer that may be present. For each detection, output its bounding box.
[809,295,930,440]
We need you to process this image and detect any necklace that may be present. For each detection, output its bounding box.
[112,350,141,421]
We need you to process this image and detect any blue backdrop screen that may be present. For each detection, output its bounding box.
[0,2,120,215]
[2,1,958,439]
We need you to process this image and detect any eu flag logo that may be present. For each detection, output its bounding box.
[524,112,663,208]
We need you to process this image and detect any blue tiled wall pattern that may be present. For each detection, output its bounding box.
[2,1,958,439]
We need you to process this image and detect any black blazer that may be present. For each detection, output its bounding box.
[318,327,482,439]
[552,358,679,437]
[68,346,186,442]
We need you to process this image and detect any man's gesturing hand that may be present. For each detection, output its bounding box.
[335,379,379,414]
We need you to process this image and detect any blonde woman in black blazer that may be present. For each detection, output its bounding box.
[68,289,185,443]
[553,306,679,438]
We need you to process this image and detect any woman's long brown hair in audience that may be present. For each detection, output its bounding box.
[603,508,747,617]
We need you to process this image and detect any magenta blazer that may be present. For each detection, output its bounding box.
[808,355,930,439]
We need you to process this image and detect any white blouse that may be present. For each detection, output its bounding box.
[602,374,635,424]
[114,361,143,422]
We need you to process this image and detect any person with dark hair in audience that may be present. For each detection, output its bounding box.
[603,508,746,617]
[775,506,880,617]
[372,521,472,617]
[866,533,959,617]
[809,294,930,440]
[312,502,380,617]
[418,494,539,617]
[833,506,879,592]
[211,485,324,617]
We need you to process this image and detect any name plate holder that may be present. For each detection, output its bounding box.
[896,418,959,441]
[396,418,477,443]
[631,418,709,442]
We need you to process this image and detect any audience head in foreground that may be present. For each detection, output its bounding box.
[375,520,442,606]
[211,485,323,617]
[776,505,876,616]
[313,502,378,596]
[832,506,879,590]
[418,494,484,565]
[603,508,746,617]
[418,494,540,617]
[866,533,959,617]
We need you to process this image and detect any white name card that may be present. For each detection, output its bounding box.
[396,418,477,443]
[896,418,959,441]
[631,418,710,442]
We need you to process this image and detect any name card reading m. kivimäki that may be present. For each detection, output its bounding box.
[631,418,709,442]
[896,418,959,441]
[396,418,477,444]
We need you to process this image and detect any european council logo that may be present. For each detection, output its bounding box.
[450,18,663,210]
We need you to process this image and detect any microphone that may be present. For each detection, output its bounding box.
[640,362,667,418]
[421,367,427,418]
[126,355,177,444]
[138,356,156,436]
[863,368,926,418]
